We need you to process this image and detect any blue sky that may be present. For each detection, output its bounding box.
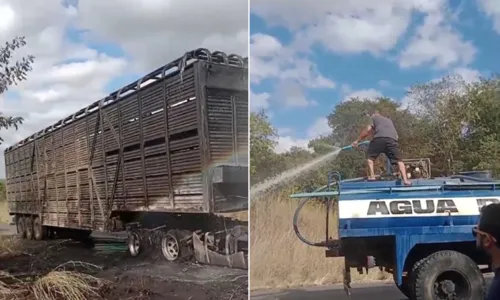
[250,0,500,153]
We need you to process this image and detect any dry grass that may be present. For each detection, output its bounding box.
[0,201,9,224]
[0,236,23,259]
[30,270,107,300]
[250,190,391,290]
[0,262,109,300]
[219,210,248,222]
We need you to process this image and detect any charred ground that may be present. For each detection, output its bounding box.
[0,228,247,300]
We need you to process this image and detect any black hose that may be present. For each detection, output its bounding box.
[292,197,328,247]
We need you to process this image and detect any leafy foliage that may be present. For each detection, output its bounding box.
[0,37,34,145]
[250,74,500,190]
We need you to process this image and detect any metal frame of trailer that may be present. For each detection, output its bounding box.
[4,48,248,234]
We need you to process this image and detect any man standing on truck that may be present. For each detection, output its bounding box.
[351,109,412,186]
[474,203,500,299]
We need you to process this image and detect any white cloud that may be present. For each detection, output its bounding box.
[275,136,310,153]
[252,0,475,70]
[250,90,271,112]
[452,67,481,83]
[477,0,500,34]
[275,116,331,153]
[250,33,283,58]
[306,117,331,137]
[252,0,447,57]
[342,88,383,102]
[250,33,335,89]
[274,81,318,108]
[76,0,248,71]
[398,10,476,69]
[0,0,248,177]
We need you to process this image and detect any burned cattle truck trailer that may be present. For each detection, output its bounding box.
[4,48,249,269]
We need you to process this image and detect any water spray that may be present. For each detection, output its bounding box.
[250,141,370,200]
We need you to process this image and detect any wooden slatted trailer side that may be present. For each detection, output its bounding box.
[5,49,248,243]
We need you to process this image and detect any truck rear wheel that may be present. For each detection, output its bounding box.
[127,231,142,257]
[16,215,25,238]
[33,216,46,241]
[161,230,193,262]
[25,216,34,240]
[413,250,485,300]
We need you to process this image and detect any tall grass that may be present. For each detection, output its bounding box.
[250,190,390,290]
[0,201,9,224]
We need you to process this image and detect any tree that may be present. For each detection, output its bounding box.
[250,110,280,183]
[0,37,34,144]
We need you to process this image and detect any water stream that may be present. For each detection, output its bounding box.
[250,148,342,200]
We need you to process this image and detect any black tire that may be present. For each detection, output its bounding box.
[17,216,27,239]
[16,215,24,237]
[33,216,46,241]
[405,257,429,300]
[25,216,34,240]
[395,257,427,299]
[127,231,142,257]
[413,250,485,300]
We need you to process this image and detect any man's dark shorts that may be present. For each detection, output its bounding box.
[367,137,402,164]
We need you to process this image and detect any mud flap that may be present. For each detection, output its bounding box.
[192,232,247,269]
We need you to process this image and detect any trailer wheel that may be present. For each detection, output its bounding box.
[16,215,25,238]
[413,250,485,300]
[33,216,46,241]
[161,230,192,262]
[127,231,142,257]
[25,216,34,240]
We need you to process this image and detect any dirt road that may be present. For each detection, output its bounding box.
[0,224,248,300]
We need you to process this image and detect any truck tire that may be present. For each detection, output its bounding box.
[25,216,34,240]
[413,250,485,300]
[33,216,46,241]
[16,215,25,238]
[405,256,429,299]
[396,257,428,299]
[17,216,27,239]
[161,229,193,262]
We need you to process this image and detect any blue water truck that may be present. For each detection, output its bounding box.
[291,145,495,299]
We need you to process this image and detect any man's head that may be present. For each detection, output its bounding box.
[362,109,380,118]
[475,203,500,256]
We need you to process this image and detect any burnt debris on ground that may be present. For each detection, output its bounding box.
[0,235,248,300]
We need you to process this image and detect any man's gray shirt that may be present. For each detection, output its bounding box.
[371,114,399,141]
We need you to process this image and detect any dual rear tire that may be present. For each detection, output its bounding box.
[398,251,485,300]
[127,229,193,262]
[16,215,47,240]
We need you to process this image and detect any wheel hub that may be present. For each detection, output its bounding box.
[162,233,179,261]
[433,271,470,300]
[435,279,456,299]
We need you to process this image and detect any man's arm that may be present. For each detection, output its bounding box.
[352,125,373,146]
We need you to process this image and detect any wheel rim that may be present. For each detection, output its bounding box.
[128,232,141,256]
[161,233,179,261]
[433,270,471,300]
